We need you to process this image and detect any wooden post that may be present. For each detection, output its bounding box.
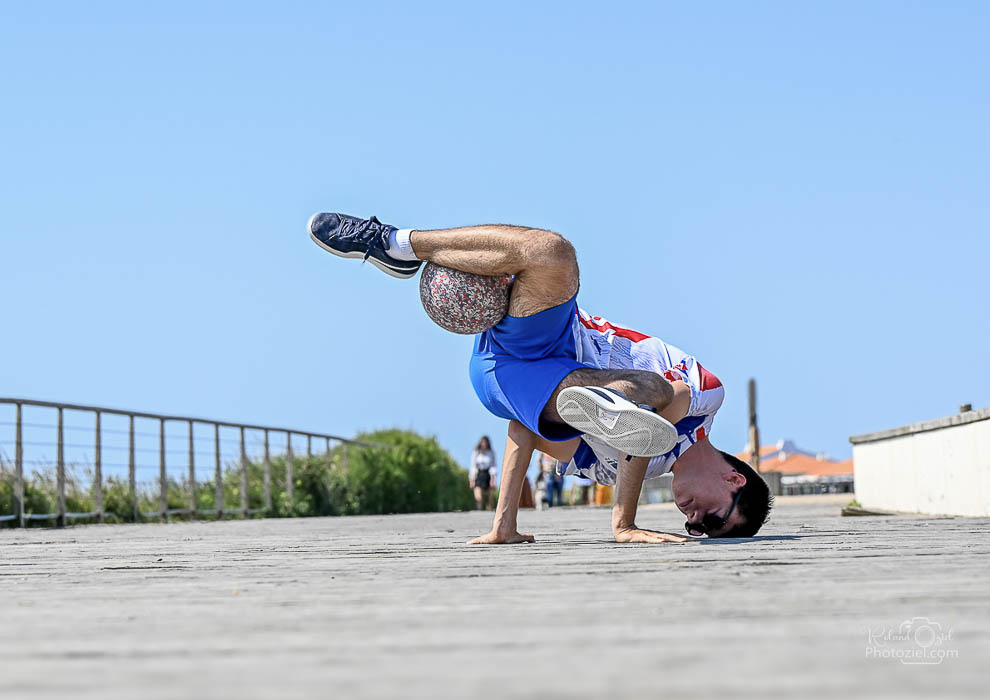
[214,423,223,519]
[159,418,167,521]
[285,433,294,507]
[128,415,137,522]
[14,403,24,528]
[342,442,349,472]
[748,378,761,473]
[325,437,330,455]
[307,435,312,457]
[56,407,65,528]
[188,420,196,518]
[94,411,104,524]
[263,429,272,513]
[239,426,248,517]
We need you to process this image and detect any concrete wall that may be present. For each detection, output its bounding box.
[851,407,990,517]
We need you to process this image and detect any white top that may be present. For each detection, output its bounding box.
[469,448,496,482]
[558,308,726,485]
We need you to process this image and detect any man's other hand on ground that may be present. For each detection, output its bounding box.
[612,526,692,544]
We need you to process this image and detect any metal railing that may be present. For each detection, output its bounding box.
[0,397,378,527]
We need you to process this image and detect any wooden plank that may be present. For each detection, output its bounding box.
[285,433,294,507]
[263,429,271,514]
[240,426,248,517]
[56,407,65,528]
[214,423,223,519]
[94,411,103,524]
[0,496,984,699]
[15,403,24,528]
[188,420,196,517]
[128,415,137,522]
[159,418,167,522]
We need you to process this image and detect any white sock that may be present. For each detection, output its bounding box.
[388,228,420,261]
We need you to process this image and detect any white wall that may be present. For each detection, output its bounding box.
[852,415,990,517]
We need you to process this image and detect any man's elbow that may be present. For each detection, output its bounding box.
[507,420,538,448]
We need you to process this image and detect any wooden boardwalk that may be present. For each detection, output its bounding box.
[2,495,986,699]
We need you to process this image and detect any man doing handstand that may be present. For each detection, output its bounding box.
[308,212,773,543]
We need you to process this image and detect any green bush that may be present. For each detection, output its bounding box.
[321,429,475,515]
[101,476,136,523]
[256,429,474,516]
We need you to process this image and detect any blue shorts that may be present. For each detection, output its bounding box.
[469,294,586,441]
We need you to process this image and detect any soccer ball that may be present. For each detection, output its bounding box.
[419,263,512,334]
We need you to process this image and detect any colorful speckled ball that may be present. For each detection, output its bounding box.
[419,263,512,334]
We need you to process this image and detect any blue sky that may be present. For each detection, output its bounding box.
[2,1,988,475]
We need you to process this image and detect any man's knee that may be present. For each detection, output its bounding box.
[639,372,673,408]
[504,231,579,316]
[520,229,577,273]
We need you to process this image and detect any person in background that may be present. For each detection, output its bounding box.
[533,469,547,511]
[571,475,594,506]
[540,452,564,508]
[470,436,497,510]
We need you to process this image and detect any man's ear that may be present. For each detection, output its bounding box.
[725,470,747,488]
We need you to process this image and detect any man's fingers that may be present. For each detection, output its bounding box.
[624,530,693,544]
[653,533,690,543]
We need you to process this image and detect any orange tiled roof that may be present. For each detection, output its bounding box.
[734,450,853,477]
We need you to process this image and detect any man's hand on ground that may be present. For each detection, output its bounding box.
[467,530,535,545]
[612,526,692,544]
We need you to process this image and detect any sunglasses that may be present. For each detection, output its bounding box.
[684,488,743,537]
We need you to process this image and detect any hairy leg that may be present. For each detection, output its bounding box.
[541,368,674,427]
[409,225,579,317]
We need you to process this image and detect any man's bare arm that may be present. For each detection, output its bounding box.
[467,421,537,545]
[611,456,690,544]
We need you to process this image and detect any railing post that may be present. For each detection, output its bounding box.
[214,423,223,519]
[94,411,104,524]
[307,435,312,457]
[14,403,24,528]
[285,433,294,509]
[263,429,271,514]
[159,418,167,521]
[188,420,196,518]
[239,426,248,517]
[128,415,137,522]
[342,442,349,472]
[325,437,330,455]
[56,407,65,528]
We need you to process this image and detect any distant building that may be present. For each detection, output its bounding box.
[736,439,854,496]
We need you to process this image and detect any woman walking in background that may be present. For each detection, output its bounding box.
[470,436,497,510]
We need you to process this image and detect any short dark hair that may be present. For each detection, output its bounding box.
[714,451,774,537]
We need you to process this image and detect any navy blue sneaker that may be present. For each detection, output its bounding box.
[307,212,422,279]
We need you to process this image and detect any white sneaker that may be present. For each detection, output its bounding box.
[555,386,678,457]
